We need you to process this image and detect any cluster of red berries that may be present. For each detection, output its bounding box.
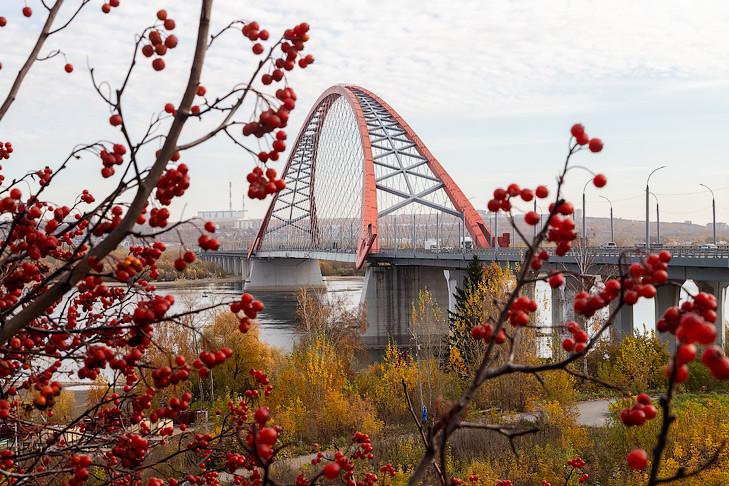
[247,166,286,200]
[567,456,585,469]
[150,391,193,424]
[507,295,538,326]
[258,132,287,162]
[79,345,114,380]
[156,163,190,205]
[573,279,621,318]
[198,233,220,251]
[66,454,93,486]
[231,293,264,332]
[101,0,120,14]
[352,431,374,461]
[621,251,671,306]
[620,393,657,427]
[150,362,190,391]
[658,290,717,347]
[114,254,143,281]
[546,211,577,255]
[192,348,232,379]
[99,143,126,178]
[702,346,729,380]
[111,433,149,469]
[242,93,295,141]
[0,141,13,159]
[561,321,589,353]
[496,480,512,486]
[149,207,170,228]
[174,250,196,271]
[470,322,506,344]
[487,183,548,213]
[379,464,396,477]
[279,23,314,69]
[142,10,178,71]
[570,124,603,153]
[31,382,62,410]
[242,21,270,58]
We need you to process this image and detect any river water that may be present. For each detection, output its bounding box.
[162,277,364,351]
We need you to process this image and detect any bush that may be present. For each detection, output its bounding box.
[597,332,670,393]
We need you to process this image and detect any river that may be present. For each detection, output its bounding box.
[162,276,364,351]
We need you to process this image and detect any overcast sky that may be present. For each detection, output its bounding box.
[1,0,728,226]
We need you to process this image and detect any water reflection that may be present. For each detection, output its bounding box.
[163,277,364,351]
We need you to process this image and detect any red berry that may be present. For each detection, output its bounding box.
[164,19,175,30]
[197,86,206,96]
[157,10,167,20]
[535,185,549,198]
[109,114,122,126]
[593,173,607,187]
[570,123,585,137]
[549,273,564,288]
[64,63,74,73]
[142,45,155,57]
[102,3,111,13]
[626,449,648,470]
[252,43,264,55]
[165,35,178,48]
[589,138,603,153]
[204,222,215,233]
[323,463,341,480]
[524,211,540,226]
[152,58,165,71]
[22,7,32,17]
[562,338,575,352]
[0,17,7,27]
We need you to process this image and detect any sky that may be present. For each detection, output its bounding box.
[1,0,729,226]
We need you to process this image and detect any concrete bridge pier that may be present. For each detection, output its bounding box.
[360,265,463,348]
[696,280,727,348]
[244,258,325,291]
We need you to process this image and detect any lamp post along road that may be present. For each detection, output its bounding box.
[600,195,614,244]
[646,165,666,249]
[582,177,594,247]
[700,184,717,246]
[650,192,660,246]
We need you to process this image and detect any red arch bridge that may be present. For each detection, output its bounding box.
[199,85,729,348]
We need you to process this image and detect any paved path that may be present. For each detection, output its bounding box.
[575,399,613,427]
[515,398,615,427]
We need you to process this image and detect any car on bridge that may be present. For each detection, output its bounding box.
[601,242,617,248]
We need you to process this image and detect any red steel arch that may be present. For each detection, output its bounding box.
[250,85,491,268]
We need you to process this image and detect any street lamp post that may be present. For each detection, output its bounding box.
[700,184,717,246]
[582,177,594,247]
[646,166,666,249]
[599,195,614,244]
[650,192,660,245]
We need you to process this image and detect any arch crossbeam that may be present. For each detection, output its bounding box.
[250,85,492,267]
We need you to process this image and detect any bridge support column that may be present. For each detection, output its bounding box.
[611,301,634,339]
[361,265,456,348]
[696,280,727,348]
[654,284,681,350]
[244,258,325,291]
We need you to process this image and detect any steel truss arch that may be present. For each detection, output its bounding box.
[250,85,491,268]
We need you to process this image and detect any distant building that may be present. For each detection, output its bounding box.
[197,210,248,229]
